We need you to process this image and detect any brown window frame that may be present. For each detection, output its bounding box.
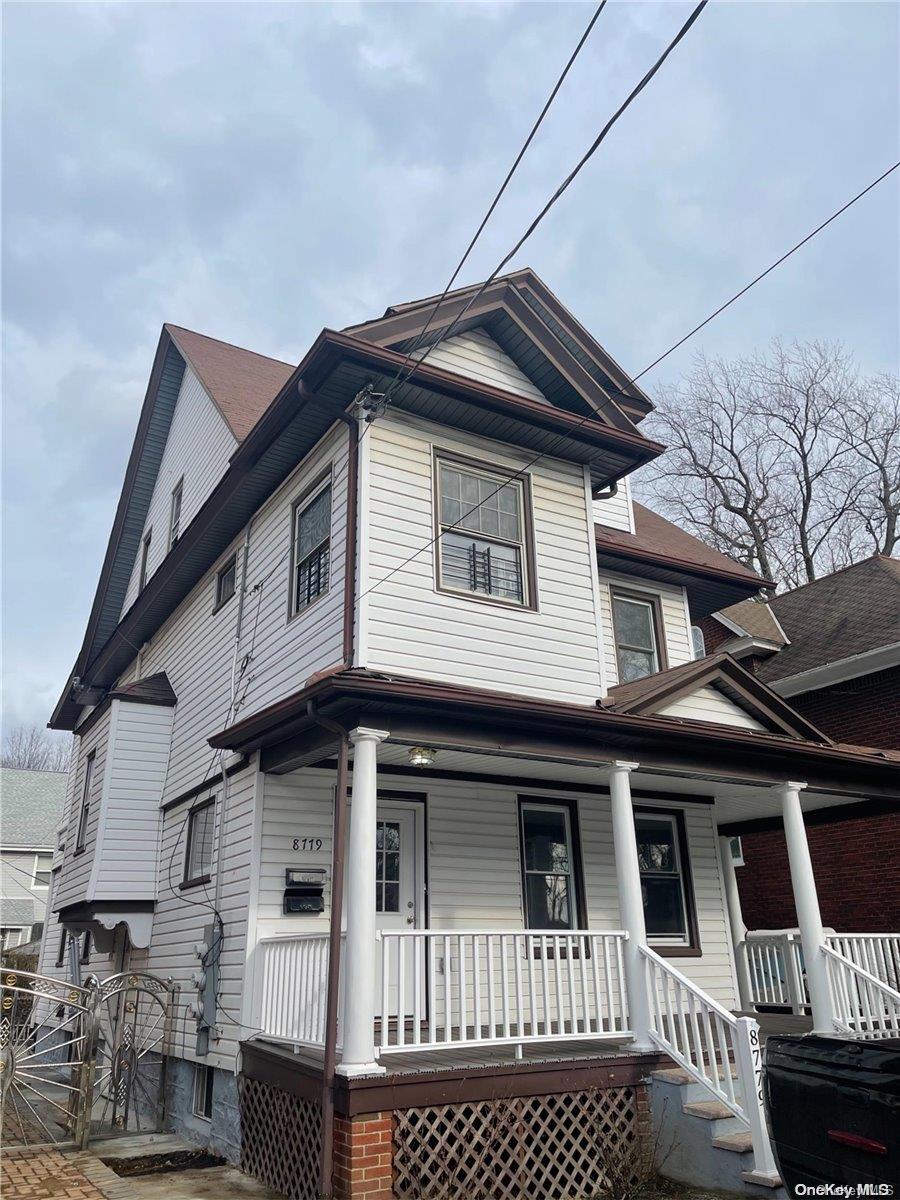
[516,796,588,936]
[288,472,333,621]
[182,798,215,889]
[74,751,95,854]
[634,805,700,958]
[433,450,539,613]
[610,586,668,683]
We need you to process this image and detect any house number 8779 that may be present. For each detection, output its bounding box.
[292,837,323,852]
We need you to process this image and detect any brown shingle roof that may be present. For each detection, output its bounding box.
[595,503,770,588]
[165,324,295,442]
[715,597,788,645]
[757,556,900,684]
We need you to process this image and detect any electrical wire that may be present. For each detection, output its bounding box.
[358,157,900,604]
[368,0,708,422]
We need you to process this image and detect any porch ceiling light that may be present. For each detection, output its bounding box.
[407,745,436,767]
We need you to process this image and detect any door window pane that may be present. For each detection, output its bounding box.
[376,820,401,913]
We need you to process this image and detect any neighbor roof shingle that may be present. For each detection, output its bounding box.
[716,597,788,645]
[757,555,900,685]
[165,324,296,442]
[0,768,68,847]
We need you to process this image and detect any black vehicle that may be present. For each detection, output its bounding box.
[766,1035,900,1192]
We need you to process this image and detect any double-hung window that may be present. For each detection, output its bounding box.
[291,482,331,615]
[612,589,663,682]
[436,457,531,606]
[169,479,184,550]
[183,800,215,886]
[215,556,237,610]
[32,855,53,889]
[75,752,95,853]
[519,801,582,930]
[635,811,691,945]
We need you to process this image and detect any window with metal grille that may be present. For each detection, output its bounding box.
[436,458,530,605]
[292,483,331,615]
[75,751,95,852]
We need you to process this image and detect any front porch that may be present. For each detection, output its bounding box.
[213,674,900,1195]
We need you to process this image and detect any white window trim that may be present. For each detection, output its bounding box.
[434,455,533,609]
[192,1063,214,1120]
[635,811,690,946]
[519,801,579,932]
[729,836,744,867]
[30,852,52,891]
[611,589,663,682]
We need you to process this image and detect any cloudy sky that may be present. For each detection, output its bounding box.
[3,0,898,734]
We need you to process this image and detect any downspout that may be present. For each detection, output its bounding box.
[307,702,351,1200]
[308,406,360,1198]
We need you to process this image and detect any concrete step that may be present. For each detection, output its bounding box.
[683,1099,736,1121]
[713,1130,754,1154]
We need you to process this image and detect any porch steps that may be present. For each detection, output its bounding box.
[648,1068,786,1198]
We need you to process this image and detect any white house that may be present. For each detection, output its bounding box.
[1,767,67,952]
[33,270,900,1197]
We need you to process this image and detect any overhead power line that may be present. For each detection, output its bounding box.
[359,158,900,604]
[372,0,709,417]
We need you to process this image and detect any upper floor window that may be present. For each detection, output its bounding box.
[215,556,237,610]
[611,589,664,683]
[169,479,184,550]
[75,751,95,853]
[139,529,152,592]
[518,800,584,930]
[32,854,53,889]
[691,625,706,659]
[291,481,331,615]
[435,456,532,607]
[183,799,215,886]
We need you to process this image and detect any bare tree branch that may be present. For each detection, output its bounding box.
[2,725,72,772]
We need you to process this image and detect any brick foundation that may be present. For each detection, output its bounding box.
[333,1111,393,1200]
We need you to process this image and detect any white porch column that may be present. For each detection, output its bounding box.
[338,726,389,1076]
[718,835,754,1011]
[780,781,836,1034]
[609,761,653,1051]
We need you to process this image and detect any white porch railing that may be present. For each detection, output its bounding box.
[823,944,900,1040]
[258,933,336,1048]
[377,930,631,1054]
[825,933,900,992]
[641,944,778,1182]
[743,931,807,1013]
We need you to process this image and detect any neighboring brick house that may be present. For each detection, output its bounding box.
[703,555,900,933]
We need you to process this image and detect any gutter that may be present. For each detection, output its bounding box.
[768,642,900,697]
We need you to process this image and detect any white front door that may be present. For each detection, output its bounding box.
[375,802,422,1018]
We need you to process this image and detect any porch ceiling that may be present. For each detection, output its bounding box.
[332,739,890,829]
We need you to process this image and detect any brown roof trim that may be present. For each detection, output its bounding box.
[595,525,773,592]
[208,670,900,788]
[605,653,829,744]
[76,672,178,739]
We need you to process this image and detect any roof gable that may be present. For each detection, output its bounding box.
[605,653,830,742]
[412,328,550,405]
[345,269,650,433]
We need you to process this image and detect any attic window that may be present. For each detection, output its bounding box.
[169,479,184,550]
[435,454,533,608]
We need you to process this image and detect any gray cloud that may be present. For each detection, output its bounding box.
[2,0,898,729]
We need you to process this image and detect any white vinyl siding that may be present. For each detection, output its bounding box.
[416,328,547,404]
[53,713,111,912]
[364,411,603,704]
[121,367,237,614]
[119,422,348,806]
[660,685,767,730]
[593,475,635,533]
[88,700,175,901]
[255,769,738,1010]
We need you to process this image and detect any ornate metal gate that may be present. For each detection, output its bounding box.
[0,968,176,1149]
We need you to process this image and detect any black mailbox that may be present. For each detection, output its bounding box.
[283,867,327,915]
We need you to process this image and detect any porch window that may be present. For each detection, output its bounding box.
[611,590,664,682]
[75,751,95,853]
[519,801,583,930]
[183,800,215,886]
[291,481,331,615]
[435,456,532,607]
[635,812,690,944]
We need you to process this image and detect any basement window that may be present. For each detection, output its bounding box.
[291,480,332,615]
[435,455,533,607]
[192,1063,214,1120]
